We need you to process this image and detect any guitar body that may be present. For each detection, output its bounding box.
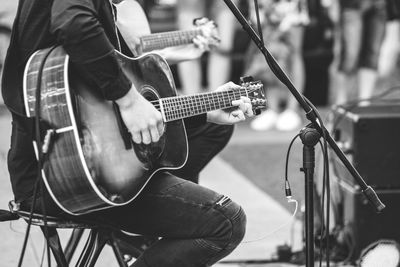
[23,46,188,215]
[115,0,151,55]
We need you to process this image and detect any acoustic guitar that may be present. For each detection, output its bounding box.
[115,0,220,56]
[23,46,266,215]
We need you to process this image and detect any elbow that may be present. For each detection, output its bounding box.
[50,22,74,45]
[50,9,100,46]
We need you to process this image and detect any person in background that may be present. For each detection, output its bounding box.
[334,0,387,105]
[248,0,309,131]
[378,0,400,78]
[175,0,240,95]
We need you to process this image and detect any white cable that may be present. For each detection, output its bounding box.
[241,197,298,244]
[109,0,122,52]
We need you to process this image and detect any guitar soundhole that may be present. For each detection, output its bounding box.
[133,86,166,167]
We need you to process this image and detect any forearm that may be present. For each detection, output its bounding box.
[152,46,202,65]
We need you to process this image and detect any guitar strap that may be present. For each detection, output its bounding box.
[109,0,122,52]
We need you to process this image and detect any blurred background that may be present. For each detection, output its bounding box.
[2,0,400,266]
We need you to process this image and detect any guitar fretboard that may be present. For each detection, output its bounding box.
[140,29,202,52]
[158,88,249,122]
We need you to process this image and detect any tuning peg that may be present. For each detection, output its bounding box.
[240,76,254,84]
[193,17,208,26]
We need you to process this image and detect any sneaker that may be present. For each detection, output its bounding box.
[276,109,302,131]
[250,110,278,131]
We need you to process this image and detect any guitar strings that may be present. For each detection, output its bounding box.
[149,87,261,108]
[149,88,261,106]
[148,87,261,105]
[149,87,263,119]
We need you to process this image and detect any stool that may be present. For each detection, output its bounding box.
[0,201,141,267]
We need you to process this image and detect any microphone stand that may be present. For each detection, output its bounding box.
[221,1,386,266]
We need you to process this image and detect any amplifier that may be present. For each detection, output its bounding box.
[332,104,400,189]
[337,179,400,261]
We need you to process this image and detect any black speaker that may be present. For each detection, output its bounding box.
[330,104,400,262]
[332,104,400,190]
[338,179,400,261]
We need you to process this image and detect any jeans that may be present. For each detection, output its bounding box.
[25,173,246,267]
[171,123,234,183]
[338,0,387,73]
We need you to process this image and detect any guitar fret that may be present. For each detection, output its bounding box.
[162,99,169,121]
[182,96,188,118]
[177,97,184,119]
[160,85,263,123]
[223,91,228,108]
[189,95,196,116]
[207,93,212,113]
[170,98,177,120]
[200,94,206,114]
[172,98,178,121]
[185,96,191,117]
[141,29,202,52]
[216,92,222,109]
[166,98,174,121]
[192,95,198,115]
[188,96,194,116]
[170,98,176,121]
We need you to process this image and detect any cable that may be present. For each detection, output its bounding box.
[317,139,331,267]
[241,198,299,244]
[240,132,302,244]
[17,46,56,267]
[10,221,43,265]
[285,133,301,194]
[317,140,325,267]
[302,96,332,267]
[17,161,43,267]
[39,241,46,267]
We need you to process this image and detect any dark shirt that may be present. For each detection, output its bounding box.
[2,0,132,116]
[3,0,206,202]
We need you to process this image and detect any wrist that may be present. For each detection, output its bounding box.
[206,112,217,124]
[115,87,138,109]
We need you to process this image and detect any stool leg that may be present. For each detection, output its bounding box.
[76,228,109,267]
[64,228,85,264]
[40,226,68,267]
[109,231,129,267]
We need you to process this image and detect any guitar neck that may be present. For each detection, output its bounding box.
[157,88,249,122]
[140,29,202,53]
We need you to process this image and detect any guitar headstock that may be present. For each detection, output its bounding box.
[193,17,220,49]
[240,76,267,115]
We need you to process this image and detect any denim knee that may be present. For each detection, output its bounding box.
[226,204,247,250]
[210,198,247,252]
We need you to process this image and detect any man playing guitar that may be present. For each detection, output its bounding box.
[2,0,255,265]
